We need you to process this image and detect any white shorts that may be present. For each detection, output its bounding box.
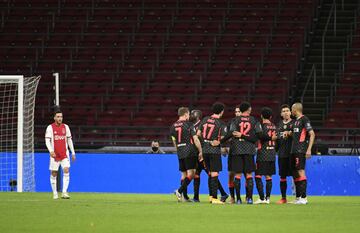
[49,157,70,171]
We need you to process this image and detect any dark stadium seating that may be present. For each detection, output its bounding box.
[0,0,317,146]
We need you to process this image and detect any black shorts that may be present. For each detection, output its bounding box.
[178,156,197,172]
[255,161,276,176]
[196,159,208,174]
[290,153,306,171]
[230,154,256,173]
[278,157,292,177]
[203,153,222,172]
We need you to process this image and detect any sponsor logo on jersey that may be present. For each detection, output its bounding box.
[54,135,66,140]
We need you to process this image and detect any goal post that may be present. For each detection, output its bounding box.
[0,75,40,192]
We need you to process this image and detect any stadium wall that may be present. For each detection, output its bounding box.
[34,153,360,195]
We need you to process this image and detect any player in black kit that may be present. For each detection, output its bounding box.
[220,105,242,204]
[197,102,227,204]
[254,107,277,204]
[290,103,315,205]
[191,110,228,202]
[171,107,203,202]
[276,104,295,204]
[229,102,262,204]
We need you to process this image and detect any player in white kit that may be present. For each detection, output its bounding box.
[45,110,76,199]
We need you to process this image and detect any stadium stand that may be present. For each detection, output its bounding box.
[0,0,359,150]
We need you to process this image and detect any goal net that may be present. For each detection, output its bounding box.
[0,75,40,192]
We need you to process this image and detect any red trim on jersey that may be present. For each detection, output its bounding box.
[297,176,307,181]
[228,182,234,188]
[255,175,262,179]
[194,174,200,179]
[280,178,287,182]
[266,177,272,181]
[241,113,250,117]
[299,128,307,142]
[246,175,253,179]
[186,176,193,180]
[235,175,241,179]
[210,114,220,119]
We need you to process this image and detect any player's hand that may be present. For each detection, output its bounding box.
[305,150,312,159]
[271,135,277,141]
[210,140,220,147]
[283,131,290,138]
[233,131,242,138]
[50,152,56,158]
[71,154,76,162]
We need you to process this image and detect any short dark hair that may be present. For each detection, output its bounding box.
[191,109,202,119]
[212,102,225,114]
[178,107,189,116]
[261,107,273,120]
[239,101,251,112]
[53,109,62,117]
[280,104,290,111]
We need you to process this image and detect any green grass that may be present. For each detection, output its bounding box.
[0,193,359,233]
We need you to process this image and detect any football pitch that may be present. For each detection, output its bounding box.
[0,193,359,233]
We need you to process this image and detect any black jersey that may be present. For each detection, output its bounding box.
[276,119,295,158]
[291,115,313,154]
[170,120,196,159]
[198,115,227,155]
[229,114,262,155]
[220,117,238,156]
[257,120,277,162]
[191,120,202,154]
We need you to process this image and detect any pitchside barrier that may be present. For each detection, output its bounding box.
[32,153,360,195]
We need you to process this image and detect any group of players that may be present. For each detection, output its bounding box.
[170,101,315,205]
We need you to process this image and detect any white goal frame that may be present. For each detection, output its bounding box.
[0,75,24,192]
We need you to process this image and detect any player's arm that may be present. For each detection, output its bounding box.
[171,136,177,149]
[306,130,315,159]
[240,121,260,143]
[65,125,76,161]
[170,126,178,150]
[45,126,55,158]
[229,120,242,138]
[192,135,203,161]
[211,124,227,147]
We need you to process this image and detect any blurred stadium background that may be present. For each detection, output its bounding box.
[0,0,359,155]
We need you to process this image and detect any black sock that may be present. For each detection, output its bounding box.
[246,177,253,200]
[295,180,300,198]
[208,176,211,196]
[266,178,272,199]
[178,177,191,194]
[255,177,264,200]
[218,180,227,196]
[280,178,287,199]
[211,176,219,199]
[299,178,307,198]
[181,179,189,200]
[193,177,200,200]
[234,177,241,201]
[229,182,235,198]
